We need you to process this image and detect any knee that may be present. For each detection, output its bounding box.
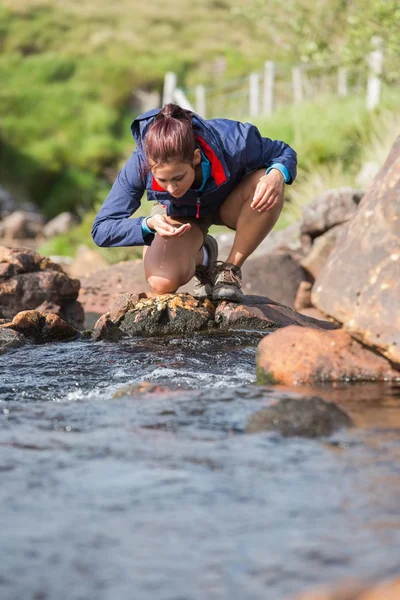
[147,275,181,295]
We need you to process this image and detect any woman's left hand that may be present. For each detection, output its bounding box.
[251,170,285,212]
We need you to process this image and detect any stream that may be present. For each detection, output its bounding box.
[1,332,400,599]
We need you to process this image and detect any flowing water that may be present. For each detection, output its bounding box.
[1,333,400,600]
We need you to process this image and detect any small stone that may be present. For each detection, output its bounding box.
[246,396,352,437]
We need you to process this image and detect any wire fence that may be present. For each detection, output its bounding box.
[163,40,398,120]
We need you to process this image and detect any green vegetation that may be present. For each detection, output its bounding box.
[0,0,399,260]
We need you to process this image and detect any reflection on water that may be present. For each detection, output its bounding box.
[1,335,400,600]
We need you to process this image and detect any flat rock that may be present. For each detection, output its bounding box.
[257,325,399,385]
[312,136,400,364]
[246,396,352,437]
[93,293,338,340]
[214,295,337,331]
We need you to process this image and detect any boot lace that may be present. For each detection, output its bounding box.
[214,262,242,286]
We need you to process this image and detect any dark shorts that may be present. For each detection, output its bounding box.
[150,203,234,243]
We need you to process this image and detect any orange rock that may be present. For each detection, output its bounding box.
[257,325,399,385]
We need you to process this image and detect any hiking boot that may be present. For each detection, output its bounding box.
[212,262,244,303]
[192,235,219,299]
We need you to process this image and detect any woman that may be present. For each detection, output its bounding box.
[92,103,297,302]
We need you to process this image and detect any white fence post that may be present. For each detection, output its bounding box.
[195,85,206,117]
[172,88,195,111]
[163,72,177,106]
[292,66,303,104]
[249,72,260,117]
[338,67,348,97]
[366,36,383,110]
[263,60,275,117]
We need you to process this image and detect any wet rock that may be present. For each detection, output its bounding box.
[312,136,400,364]
[301,223,345,279]
[0,327,26,354]
[215,296,337,331]
[0,210,44,239]
[92,293,338,339]
[119,293,215,337]
[42,212,78,238]
[91,314,124,342]
[241,249,312,307]
[246,396,352,437]
[300,188,363,239]
[0,246,83,329]
[1,310,80,343]
[109,292,148,322]
[257,326,399,385]
[294,577,400,600]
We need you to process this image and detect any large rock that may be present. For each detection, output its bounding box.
[93,293,337,340]
[0,310,80,344]
[42,212,78,238]
[0,246,84,329]
[0,210,44,239]
[312,136,400,364]
[241,249,312,307]
[300,188,363,239]
[246,396,352,437]
[257,326,399,385]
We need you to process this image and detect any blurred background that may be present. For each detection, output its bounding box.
[0,0,399,264]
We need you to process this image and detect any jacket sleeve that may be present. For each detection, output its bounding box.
[242,122,297,184]
[91,151,150,247]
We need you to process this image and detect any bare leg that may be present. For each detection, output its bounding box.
[219,169,284,268]
[143,217,204,294]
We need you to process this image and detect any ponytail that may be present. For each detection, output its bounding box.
[144,103,196,168]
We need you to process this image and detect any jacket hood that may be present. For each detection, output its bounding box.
[130,108,225,157]
[130,108,230,186]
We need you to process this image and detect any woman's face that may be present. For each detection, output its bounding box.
[150,150,201,198]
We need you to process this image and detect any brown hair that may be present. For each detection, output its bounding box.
[144,103,196,169]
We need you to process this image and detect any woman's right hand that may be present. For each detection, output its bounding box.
[147,214,191,238]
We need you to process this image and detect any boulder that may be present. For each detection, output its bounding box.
[300,188,363,239]
[301,223,345,279]
[0,246,84,329]
[257,326,399,385]
[246,396,352,437]
[42,212,78,238]
[0,210,44,239]
[95,293,215,339]
[241,249,312,307]
[312,136,400,364]
[0,310,80,343]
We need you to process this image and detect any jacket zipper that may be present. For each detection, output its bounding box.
[196,197,201,219]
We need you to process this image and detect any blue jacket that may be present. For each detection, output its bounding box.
[91,108,297,247]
